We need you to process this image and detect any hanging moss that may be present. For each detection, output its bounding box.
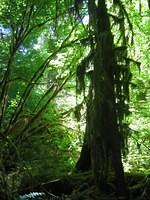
[76,52,93,94]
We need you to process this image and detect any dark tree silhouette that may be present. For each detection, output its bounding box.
[75,0,132,199]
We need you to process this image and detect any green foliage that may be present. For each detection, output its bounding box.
[0,0,84,198]
[0,0,149,199]
[122,0,150,174]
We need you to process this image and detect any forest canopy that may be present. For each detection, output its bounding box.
[0,0,149,199]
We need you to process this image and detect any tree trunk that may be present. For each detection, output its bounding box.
[75,136,91,171]
[75,83,93,171]
[76,0,129,199]
[91,1,128,198]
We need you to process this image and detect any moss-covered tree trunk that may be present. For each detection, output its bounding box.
[76,0,128,199]
[75,82,93,171]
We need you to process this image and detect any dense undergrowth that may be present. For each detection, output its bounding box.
[0,0,149,199]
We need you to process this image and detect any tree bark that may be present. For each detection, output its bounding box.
[76,0,129,199]
[75,136,91,171]
[75,83,93,172]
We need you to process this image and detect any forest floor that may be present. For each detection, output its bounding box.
[18,171,150,200]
